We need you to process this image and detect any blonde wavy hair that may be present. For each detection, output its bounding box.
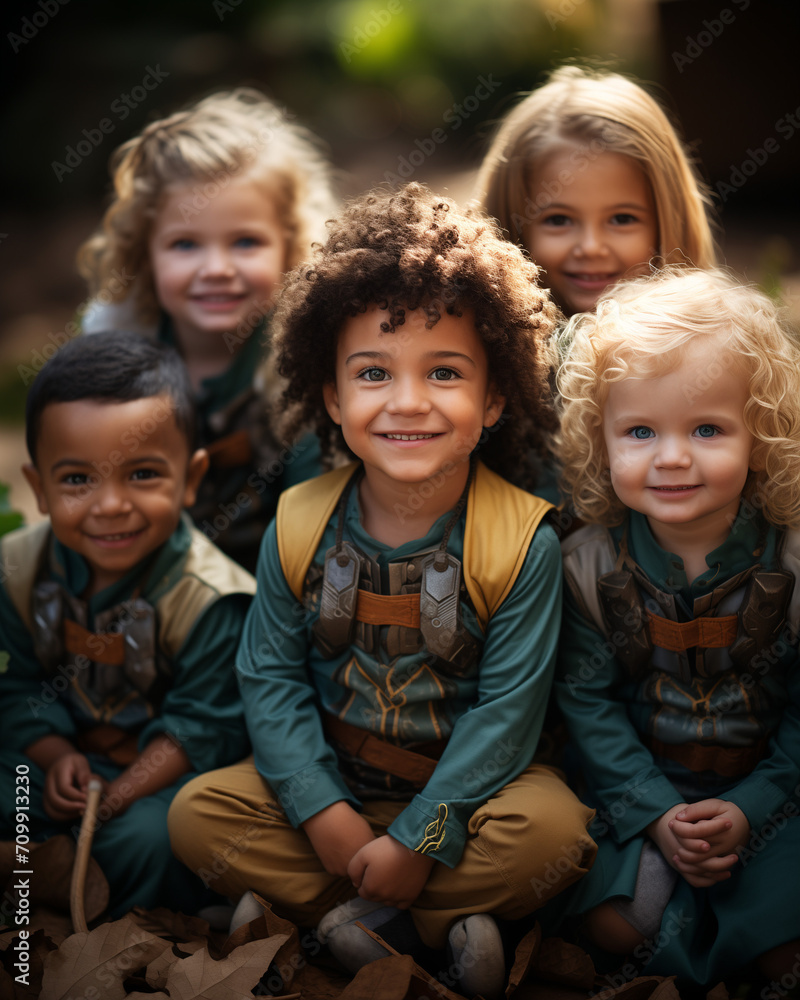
[557,267,800,527]
[473,65,717,272]
[78,88,338,321]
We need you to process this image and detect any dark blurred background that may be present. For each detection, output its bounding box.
[2,0,799,520]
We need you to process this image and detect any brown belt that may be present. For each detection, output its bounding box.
[646,611,738,652]
[648,736,769,778]
[322,713,446,785]
[76,724,139,767]
[355,590,420,628]
[64,619,126,665]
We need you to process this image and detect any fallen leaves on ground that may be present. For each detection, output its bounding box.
[0,895,731,1000]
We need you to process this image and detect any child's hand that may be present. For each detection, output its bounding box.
[348,835,435,909]
[669,798,749,878]
[646,803,730,888]
[43,752,93,821]
[302,801,375,877]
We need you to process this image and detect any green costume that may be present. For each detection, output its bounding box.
[543,508,800,985]
[0,515,255,917]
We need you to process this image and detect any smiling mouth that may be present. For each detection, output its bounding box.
[88,529,144,542]
[650,485,699,492]
[382,433,438,441]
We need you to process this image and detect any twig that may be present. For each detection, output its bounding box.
[70,778,102,933]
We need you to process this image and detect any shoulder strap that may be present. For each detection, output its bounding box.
[779,527,800,638]
[157,527,256,657]
[463,462,552,630]
[275,460,552,629]
[277,462,360,601]
[0,521,52,631]
[561,522,617,634]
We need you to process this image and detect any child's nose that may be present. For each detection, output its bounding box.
[199,245,236,277]
[655,436,691,468]
[387,376,430,414]
[575,224,607,256]
[91,481,133,516]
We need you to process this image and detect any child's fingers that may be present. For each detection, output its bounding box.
[669,817,731,840]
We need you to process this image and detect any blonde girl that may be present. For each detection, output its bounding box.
[548,267,800,987]
[474,66,717,316]
[78,89,338,571]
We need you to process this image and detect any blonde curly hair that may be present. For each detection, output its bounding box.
[474,65,717,272]
[557,267,800,527]
[78,88,338,321]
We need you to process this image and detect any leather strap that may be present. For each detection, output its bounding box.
[355,591,421,628]
[322,713,446,785]
[648,736,769,778]
[205,429,252,468]
[64,620,126,666]
[646,611,738,652]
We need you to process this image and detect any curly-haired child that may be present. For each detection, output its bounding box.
[473,65,717,317]
[168,183,597,1000]
[78,88,338,571]
[548,268,800,987]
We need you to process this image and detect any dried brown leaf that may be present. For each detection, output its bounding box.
[158,933,287,999]
[506,923,541,995]
[39,916,172,1000]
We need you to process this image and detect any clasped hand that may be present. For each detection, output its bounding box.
[648,799,750,888]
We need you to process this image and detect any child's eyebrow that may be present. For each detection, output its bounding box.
[51,455,171,472]
[344,350,477,368]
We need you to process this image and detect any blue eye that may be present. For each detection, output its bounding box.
[696,424,718,438]
[629,426,654,440]
[171,238,196,251]
[234,236,261,249]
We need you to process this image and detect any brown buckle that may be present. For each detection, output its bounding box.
[355,590,420,628]
[64,619,126,665]
[322,713,444,785]
[646,611,738,652]
[205,429,253,468]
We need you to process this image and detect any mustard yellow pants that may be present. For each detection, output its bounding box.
[168,757,595,948]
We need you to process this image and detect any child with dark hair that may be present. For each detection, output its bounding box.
[0,332,255,918]
[168,184,596,999]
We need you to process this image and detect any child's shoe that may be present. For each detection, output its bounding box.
[444,913,505,1000]
[317,897,438,973]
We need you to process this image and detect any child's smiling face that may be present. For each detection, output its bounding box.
[602,339,755,549]
[323,307,505,493]
[525,146,657,316]
[148,174,287,350]
[23,395,207,596]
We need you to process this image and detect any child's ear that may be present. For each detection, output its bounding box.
[322,382,342,425]
[182,449,209,507]
[483,385,506,429]
[21,463,49,515]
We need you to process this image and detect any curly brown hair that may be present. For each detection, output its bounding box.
[273,182,560,486]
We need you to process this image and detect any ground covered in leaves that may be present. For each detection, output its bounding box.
[0,892,740,1000]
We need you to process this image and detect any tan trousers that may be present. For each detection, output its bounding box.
[168,757,596,948]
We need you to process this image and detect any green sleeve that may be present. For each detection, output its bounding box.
[555,584,684,843]
[387,522,564,867]
[138,593,252,773]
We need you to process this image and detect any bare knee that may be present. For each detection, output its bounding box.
[583,902,646,955]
